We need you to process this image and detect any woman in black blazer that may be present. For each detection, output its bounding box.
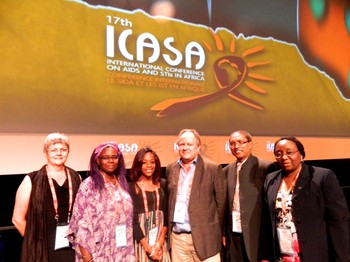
[259,136,349,262]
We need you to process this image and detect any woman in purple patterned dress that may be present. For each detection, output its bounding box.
[68,141,135,262]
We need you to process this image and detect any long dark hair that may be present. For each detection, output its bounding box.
[129,147,162,184]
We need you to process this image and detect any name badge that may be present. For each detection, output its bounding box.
[277,227,295,255]
[115,224,127,247]
[173,202,186,223]
[232,211,242,233]
[55,224,69,250]
[148,227,158,246]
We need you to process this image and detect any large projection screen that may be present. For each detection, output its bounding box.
[1,0,350,174]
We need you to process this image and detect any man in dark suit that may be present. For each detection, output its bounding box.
[166,129,226,261]
[223,130,272,262]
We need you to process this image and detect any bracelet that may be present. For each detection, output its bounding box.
[149,248,155,257]
[81,257,93,262]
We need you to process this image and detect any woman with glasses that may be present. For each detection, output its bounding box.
[12,133,82,262]
[259,136,349,262]
[129,147,170,262]
[68,141,135,262]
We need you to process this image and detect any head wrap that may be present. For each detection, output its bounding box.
[92,141,120,161]
[89,141,128,192]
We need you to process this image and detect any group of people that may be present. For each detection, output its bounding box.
[12,130,349,262]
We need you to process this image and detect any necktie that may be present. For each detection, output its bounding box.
[233,162,242,211]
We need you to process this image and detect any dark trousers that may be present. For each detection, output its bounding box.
[227,232,250,262]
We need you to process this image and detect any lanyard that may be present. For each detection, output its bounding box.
[47,168,73,223]
[137,181,160,221]
[281,171,300,196]
[142,187,160,215]
[279,171,300,214]
[103,175,126,216]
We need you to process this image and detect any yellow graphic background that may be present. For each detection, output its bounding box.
[1,0,350,173]
[1,0,349,136]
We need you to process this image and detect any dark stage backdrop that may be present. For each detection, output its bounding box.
[1,159,350,262]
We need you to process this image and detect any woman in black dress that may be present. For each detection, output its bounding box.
[129,147,170,262]
[12,133,81,262]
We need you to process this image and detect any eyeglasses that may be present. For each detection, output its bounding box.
[274,150,299,159]
[99,155,119,161]
[48,148,69,154]
[229,140,249,147]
